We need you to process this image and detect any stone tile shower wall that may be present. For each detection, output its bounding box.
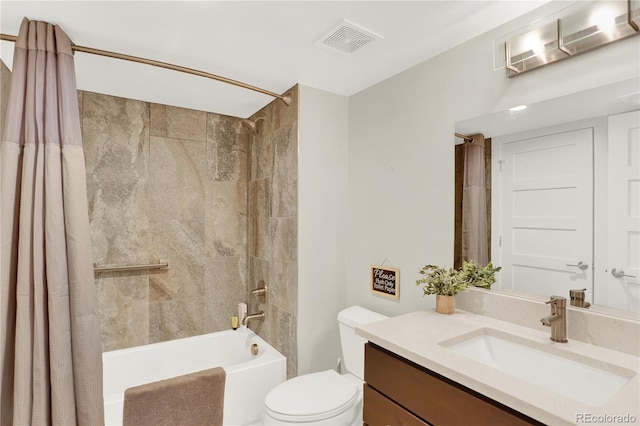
[3,58,299,376]
[247,86,299,379]
[82,91,249,351]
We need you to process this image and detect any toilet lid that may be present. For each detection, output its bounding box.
[264,370,358,422]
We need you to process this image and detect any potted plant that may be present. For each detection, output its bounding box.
[458,260,501,290]
[416,261,501,314]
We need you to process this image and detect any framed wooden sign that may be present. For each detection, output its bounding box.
[370,265,400,299]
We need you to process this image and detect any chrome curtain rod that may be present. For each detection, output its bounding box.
[455,132,474,143]
[0,33,292,106]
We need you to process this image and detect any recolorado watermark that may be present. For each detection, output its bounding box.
[576,413,637,424]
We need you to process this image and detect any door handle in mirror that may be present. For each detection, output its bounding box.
[566,261,589,271]
[611,268,636,279]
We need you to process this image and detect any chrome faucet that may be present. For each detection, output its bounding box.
[242,311,265,326]
[540,296,568,343]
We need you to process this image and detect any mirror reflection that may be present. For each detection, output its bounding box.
[455,77,640,315]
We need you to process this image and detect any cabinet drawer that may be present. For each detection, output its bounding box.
[364,384,429,426]
[364,343,541,426]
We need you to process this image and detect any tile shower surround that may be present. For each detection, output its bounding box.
[247,88,299,379]
[81,86,299,378]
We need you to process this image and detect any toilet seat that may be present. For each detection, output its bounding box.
[264,370,359,422]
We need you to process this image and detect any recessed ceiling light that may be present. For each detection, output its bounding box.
[508,105,528,112]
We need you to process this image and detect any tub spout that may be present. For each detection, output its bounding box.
[242,311,265,326]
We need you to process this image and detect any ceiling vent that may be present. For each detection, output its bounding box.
[316,20,382,54]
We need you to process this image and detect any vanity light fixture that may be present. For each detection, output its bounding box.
[505,0,640,76]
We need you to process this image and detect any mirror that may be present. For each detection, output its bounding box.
[455,77,640,318]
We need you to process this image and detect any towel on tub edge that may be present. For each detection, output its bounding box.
[122,367,226,426]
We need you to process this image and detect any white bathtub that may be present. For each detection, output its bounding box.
[102,328,286,425]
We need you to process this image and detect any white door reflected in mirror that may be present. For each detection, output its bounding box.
[606,110,640,311]
[494,127,594,304]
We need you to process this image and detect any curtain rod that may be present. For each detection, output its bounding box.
[455,132,474,143]
[0,33,292,106]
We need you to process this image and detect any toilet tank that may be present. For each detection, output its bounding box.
[337,306,388,380]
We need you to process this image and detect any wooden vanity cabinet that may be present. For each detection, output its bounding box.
[363,343,543,426]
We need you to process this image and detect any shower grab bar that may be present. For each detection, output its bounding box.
[93,259,170,273]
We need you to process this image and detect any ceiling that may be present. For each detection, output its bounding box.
[0,1,549,118]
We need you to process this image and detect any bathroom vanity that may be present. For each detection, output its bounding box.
[357,310,640,426]
[364,343,540,425]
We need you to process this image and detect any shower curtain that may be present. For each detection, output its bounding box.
[461,134,488,265]
[0,18,104,425]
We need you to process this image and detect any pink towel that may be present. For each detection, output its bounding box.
[122,367,225,426]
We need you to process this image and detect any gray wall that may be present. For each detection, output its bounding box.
[298,85,349,375]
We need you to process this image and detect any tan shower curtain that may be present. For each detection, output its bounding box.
[461,134,488,265]
[0,18,104,425]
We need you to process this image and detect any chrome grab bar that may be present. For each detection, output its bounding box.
[93,259,170,273]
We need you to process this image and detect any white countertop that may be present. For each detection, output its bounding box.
[356,309,640,425]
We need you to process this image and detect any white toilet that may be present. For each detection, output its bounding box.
[262,306,388,425]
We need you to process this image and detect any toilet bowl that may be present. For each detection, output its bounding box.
[262,306,387,425]
[263,370,361,425]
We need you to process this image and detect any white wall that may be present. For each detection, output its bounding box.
[298,85,349,374]
[346,7,640,317]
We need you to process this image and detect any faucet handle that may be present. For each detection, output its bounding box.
[545,296,566,307]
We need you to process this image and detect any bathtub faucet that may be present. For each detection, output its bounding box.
[243,311,265,326]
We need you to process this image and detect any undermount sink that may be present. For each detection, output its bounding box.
[439,328,635,406]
